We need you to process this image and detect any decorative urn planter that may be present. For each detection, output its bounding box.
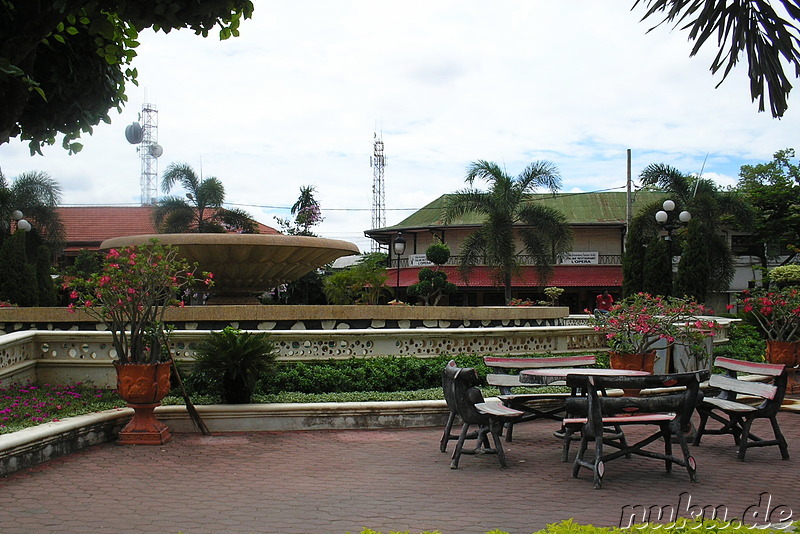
[114,362,172,445]
[608,351,656,373]
[765,340,799,367]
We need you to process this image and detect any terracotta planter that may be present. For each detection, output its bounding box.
[765,340,799,368]
[114,361,172,445]
[609,351,656,373]
[609,351,656,396]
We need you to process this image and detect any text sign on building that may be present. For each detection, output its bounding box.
[561,252,599,264]
[409,254,433,267]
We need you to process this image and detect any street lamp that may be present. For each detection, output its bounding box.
[654,199,690,292]
[393,232,406,299]
[10,210,31,233]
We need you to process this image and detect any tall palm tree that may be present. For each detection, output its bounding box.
[633,163,754,297]
[443,160,573,303]
[0,169,64,251]
[153,162,257,233]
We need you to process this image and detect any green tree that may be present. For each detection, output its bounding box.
[406,242,457,306]
[0,230,38,306]
[675,219,711,300]
[0,170,64,252]
[622,216,649,296]
[737,148,800,266]
[35,245,57,307]
[153,162,257,233]
[637,163,753,296]
[642,234,672,296]
[323,253,391,305]
[0,1,254,153]
[290,185,323,236]
[633,0,800,118]
[443,160,573,304]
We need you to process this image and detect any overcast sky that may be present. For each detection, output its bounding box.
[1,1,798,252]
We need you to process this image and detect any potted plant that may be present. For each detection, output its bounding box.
[731,285,800,367]
[69,239,212,444]
[589,293,718,373]
[191,326,278,404]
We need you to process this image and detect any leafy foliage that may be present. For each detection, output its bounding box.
[1,1,254,153]
[0,230,38,306]
[633,0,800,118]
[0,170,64,252]
[323,253,391,305]
[731,285,800,341]
[443,160,573,303]
[34,245,57,306]
[714,322,766,363]
[191,327,278,403]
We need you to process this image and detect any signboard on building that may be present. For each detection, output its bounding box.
[409,254,433,267]
[561,251,599,264]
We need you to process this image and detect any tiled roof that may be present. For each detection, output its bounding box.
[389,265,623,288]
[57,206,279,252]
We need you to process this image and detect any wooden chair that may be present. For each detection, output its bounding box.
[693,357,789,461]
[442,360,523,469]
[484,355,597,441]
[563,371,709,489]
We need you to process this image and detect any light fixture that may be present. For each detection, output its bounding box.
[393,233,406,256]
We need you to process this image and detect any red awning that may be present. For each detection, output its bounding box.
[388,265,622,288]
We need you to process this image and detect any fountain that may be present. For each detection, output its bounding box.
[100,234,360,304]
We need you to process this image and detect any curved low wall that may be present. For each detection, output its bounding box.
[0,304,569,334]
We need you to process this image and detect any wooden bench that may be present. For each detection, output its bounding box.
[484,355,597,441]
[693,357,789,460]
[442,360,524,469]
[563,371,709,489]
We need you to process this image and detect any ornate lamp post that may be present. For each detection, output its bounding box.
[654,200,691,293]
[10,210,31,233]
[393,232,406,299]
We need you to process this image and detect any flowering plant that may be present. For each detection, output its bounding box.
[730,286,800,342]
[68,239,212,364]
[589,293,718,359]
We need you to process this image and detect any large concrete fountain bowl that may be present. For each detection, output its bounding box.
[100,234,360,303]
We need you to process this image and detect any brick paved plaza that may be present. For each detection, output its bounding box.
[1,411,798,534]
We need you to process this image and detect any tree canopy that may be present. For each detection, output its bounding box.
[443,160,573,304]
[633,0,800,118]
[0,0,254,154]
[153,162,257,233]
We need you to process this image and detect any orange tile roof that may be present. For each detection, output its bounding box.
[390,265,623,288]
[57,206,279,252]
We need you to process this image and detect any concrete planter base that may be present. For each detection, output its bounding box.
[1,400,448,476]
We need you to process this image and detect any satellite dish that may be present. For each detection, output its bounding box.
[149,143,164,158]
[125,122,143,144]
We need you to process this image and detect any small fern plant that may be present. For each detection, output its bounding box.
[192,327,278,403]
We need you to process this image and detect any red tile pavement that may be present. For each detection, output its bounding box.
[1,413,798,534]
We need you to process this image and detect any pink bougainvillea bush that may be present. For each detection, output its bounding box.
[589,292,718,359]
[67,239,212,364]
[730,287,800,342]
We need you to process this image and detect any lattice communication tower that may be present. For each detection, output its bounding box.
[370,132,386,253]
[125,102,163,205]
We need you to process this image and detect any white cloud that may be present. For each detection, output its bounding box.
[1,1,797,252]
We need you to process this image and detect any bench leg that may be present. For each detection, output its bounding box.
[440,411,456,453]
[450,423,471,469]
[771,416,790,460]
[490,420,509,468]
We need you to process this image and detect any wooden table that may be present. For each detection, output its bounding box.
[519,368,650,383]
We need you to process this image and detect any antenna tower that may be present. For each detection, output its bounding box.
[139,103,160,205]
[370,132,386,252]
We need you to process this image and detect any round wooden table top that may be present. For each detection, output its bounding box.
[519,367,650,381]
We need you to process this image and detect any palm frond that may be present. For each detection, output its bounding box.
[161,162,200,194]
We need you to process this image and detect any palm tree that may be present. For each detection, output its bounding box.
[290,185,323,236]
[0,169,64,251]
[443,160,573,303]
[629,163,754,298]
[153,162,257,233]
[633,0,800,118]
